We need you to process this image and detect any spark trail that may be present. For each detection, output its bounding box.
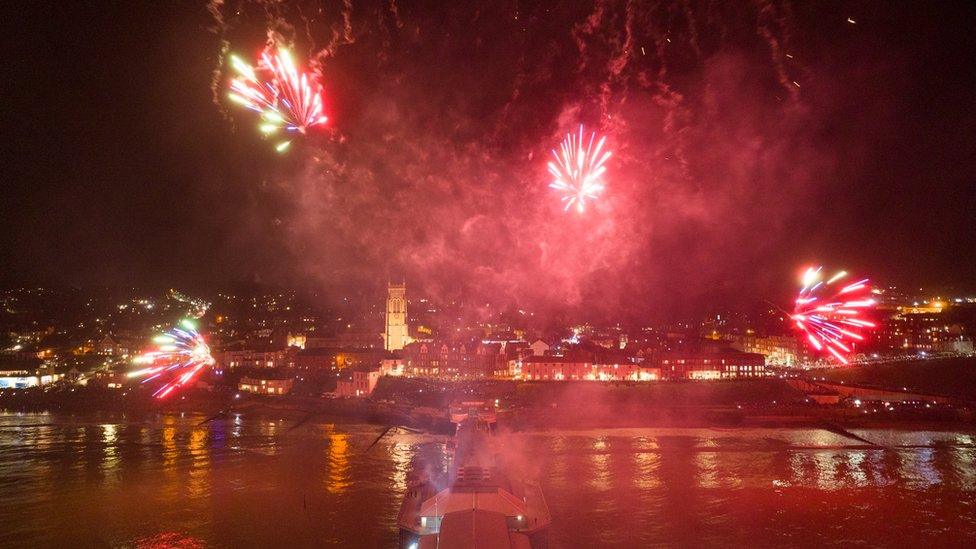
[129,319,216,399]
[227,46,328,152]
[792,266,877,364]
[548,125,612,214]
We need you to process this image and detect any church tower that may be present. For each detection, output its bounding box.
[383,281,410,351]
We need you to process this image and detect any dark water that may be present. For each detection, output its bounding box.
[2,413,975,547]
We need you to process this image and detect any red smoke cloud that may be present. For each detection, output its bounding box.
[211,1,851,320]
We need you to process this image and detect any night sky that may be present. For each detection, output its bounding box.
[2,1,974,319]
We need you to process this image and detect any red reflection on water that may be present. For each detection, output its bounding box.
[134,531,206,549]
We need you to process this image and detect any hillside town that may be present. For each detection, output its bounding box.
[2,283,973,403]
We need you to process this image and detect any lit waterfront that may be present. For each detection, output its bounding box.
[2,413,975,546]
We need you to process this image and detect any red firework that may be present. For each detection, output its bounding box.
[129,319,215,399]
[227,46,328,152]
[792,266,877,364]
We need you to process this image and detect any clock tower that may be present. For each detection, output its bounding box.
[383,282,410,351]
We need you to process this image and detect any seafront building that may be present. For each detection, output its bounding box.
[658,350,766,380]
[728,334,812,367]
[238,376,293,396]
[335,367,381,397]
[0,364,62,388]
[519,355,658,381]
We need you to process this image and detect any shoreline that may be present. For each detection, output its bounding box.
[3,377,973,434]
[2,403,972,435]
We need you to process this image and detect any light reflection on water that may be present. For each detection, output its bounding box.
[588,436,611,492]
[327,431,351,494]
[100,423,119,483]
[390,439,411,493]
[1,414,975,547]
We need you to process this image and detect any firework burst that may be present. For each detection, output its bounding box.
[548,125,612,213]
[227,46,328,152]
[791,266,877,364]
[129,319,215,399]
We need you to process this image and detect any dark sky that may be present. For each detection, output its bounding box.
[1,1,974,319]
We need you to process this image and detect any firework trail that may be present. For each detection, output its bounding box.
[792,266,877,364]
[227,46,328,152]
[129,319,216,399]
[548,125,612,213]
[206,0,229,113]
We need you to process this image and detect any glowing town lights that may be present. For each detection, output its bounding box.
[129,320,215,399]
[792,266,878,364]
[227,46,328,152]
[548,125,612,213]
